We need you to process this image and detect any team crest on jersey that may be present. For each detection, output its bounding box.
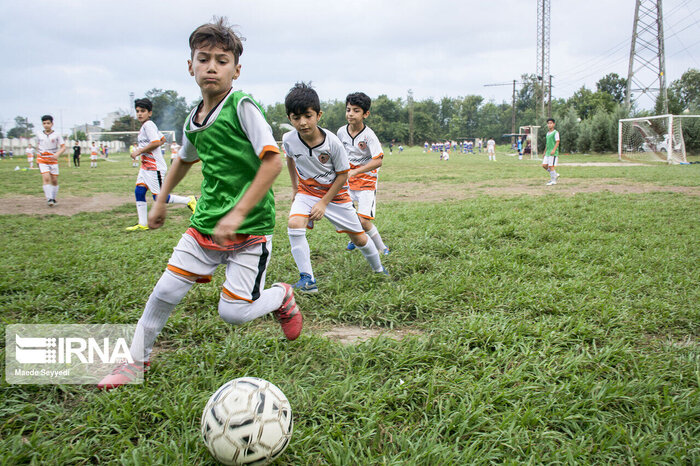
[358,141,367,151]
[318,152,330,164]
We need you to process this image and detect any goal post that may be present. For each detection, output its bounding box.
[519,125,540,159]
[618,114,700,164]
[87,131,176,155]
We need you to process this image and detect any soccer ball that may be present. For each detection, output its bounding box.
[201,377,293,465]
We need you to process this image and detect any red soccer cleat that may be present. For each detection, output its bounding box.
[97,361,150,391]
[272,283,303,340]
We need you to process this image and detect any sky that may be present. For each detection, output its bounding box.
[0,0,698,135]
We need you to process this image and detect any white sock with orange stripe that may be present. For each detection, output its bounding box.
[367,226,387,252]
[288,228,314,279]
[52,185,59,200]
[130,270,193,363]
[136,201,148,226]
[167,194,189,205]
[43,185,52,200]
[218,287,284,325]
[357,239,383,272]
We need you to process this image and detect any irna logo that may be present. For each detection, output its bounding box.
[15,335,133,364]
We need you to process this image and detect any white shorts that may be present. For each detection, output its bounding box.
[167,233,273,302]
[542,155,558,166]
[290,193,363,234]
[39,163,59,175]
[136,168,165,194]
[27,157,34,163]
[91,155,98,161]
[487,148,495,154]
[349,189,376,220]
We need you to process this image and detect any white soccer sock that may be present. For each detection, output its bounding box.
[288,228,314,279]
[357,239,383,272]
[218,286,284,325]
[130,270,194,362]
[42,185,52,200]
[550,170,557,181]
[367,226,387,252]
[136,201,148,226]
[52,185,59,199]
[168,194,189,205]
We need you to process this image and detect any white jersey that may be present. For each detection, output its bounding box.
[487,139,496,151]
[336,124,383,191]
[137,120,166,171]
[283,127,351,203]
[26,147,35,158]
[36,131,65,164]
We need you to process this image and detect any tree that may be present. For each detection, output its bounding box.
[74,130,87,141]
[668,68,700,111]
[567,86,615,120]
[7,116,34,139]
[110,114,140,145]
[596,73,627,104]
[144,88,190,141]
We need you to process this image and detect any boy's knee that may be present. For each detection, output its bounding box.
[287,226,306,237]
[218,297,248,325]
[288,217,307,229]
[360,217,373,231]
[153,270,194,304]
[349,232,368,247]
[135,185,148,202]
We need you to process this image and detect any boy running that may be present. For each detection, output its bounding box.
[36,115,66,207]
[337,92,389,255]
[283,83,387,293]
[127,97,197,231]
[98,18,302,390]
[543,118,560,186]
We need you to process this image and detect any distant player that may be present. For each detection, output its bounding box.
[424,141,428,152]
[337,92,390,256]
[25,144,35,169]
[36,115,66,207]
[543,118,560,186]
[284,83,387,293]
[90,142,99,168]
[72,141,81,167]
[98,17,302,390]
[487,137,496,161]
[127,97,197,231]
[169,141,180,165]
[129,143,138,167]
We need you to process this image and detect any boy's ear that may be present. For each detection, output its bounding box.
[187,59,194,76]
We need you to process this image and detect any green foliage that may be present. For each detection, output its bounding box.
[7,116,34,139]
[109,114,140,145]
[596,73,627,104]
[670,68,700,111]
[144,88,190,141]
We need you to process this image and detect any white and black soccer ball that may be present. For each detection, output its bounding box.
[201,377,293,465]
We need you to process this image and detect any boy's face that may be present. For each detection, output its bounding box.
[135,107,152,123]
[188,45,241,96]
[547,120,555,131]
[345,104,369,126]
[42,120,53,132]
[288,108,322,136]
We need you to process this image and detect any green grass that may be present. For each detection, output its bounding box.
[1,147,699,464]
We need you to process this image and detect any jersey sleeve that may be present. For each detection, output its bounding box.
[238,98,280,159]
[57,134,65,147]
[178,123,200,163]
[555,131,560,142]
[144,121,163,143]
[330,133,350,173]
[367,131,384,159]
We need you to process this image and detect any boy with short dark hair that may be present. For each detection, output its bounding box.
[127,97,197,231]
[98,17,302,390]
[543,118,560,186]
[337,92,389,255]
[283,83,387,294]
[36,115,66,207]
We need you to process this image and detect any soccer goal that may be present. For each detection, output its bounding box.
[618,114,700,164]
[87,131,176,156]
[519,125,539,159]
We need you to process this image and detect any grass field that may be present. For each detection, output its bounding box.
[1,147,699,464]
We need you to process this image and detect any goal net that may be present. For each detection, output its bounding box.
[87,131,176,157]
[519,125,539,159]
[618,115,700,164]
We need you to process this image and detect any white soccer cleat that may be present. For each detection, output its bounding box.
[546,180,557,186]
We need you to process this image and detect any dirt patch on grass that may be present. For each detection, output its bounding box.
[379,179,700,202]
[322,325,423,345]
[0,194,182,216]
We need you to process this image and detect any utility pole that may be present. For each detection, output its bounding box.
[625,0,668,112]
[548,75,553,118]
[484,80,522,146]
[536,0,551,121]
[408,89,414,146]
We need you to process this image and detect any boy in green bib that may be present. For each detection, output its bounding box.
[98,17,302,390]
[543,118,560,186]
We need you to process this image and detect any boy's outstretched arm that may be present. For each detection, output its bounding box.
[286,156,298,199]
[309,172,348,221]
[348,157,382,177]
[148,157,194,229]
[213,152,283,245]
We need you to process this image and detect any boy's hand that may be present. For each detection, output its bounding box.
[148,202,167,229]
[309,200,328,221]
[130,150,140,160]
[213,211,245,246]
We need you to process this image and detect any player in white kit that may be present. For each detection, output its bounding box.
[127,98,197,231]
[283,83,387,293]
[36,115,66,207]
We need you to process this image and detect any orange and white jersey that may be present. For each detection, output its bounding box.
[283,127,351,203]
[137,120,166,171]
[36,131,65,164]
[90,145,99,157]
[337,124,383,191]
[25,147,35,159]
[170,142,179,157]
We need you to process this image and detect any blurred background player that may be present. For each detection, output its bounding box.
[170,141,180,165]
[90,142,98,168]
[543,118,560,186]
[25,144,35,169]
[338,91,390,255]
[283,83,387,293]
[127,97,196,231]
[72,141,81,167]
[36,115,65,207]
[487,136,496,161]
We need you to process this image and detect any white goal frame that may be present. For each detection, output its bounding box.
[87,130,176,151]
[618,114,700,164]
